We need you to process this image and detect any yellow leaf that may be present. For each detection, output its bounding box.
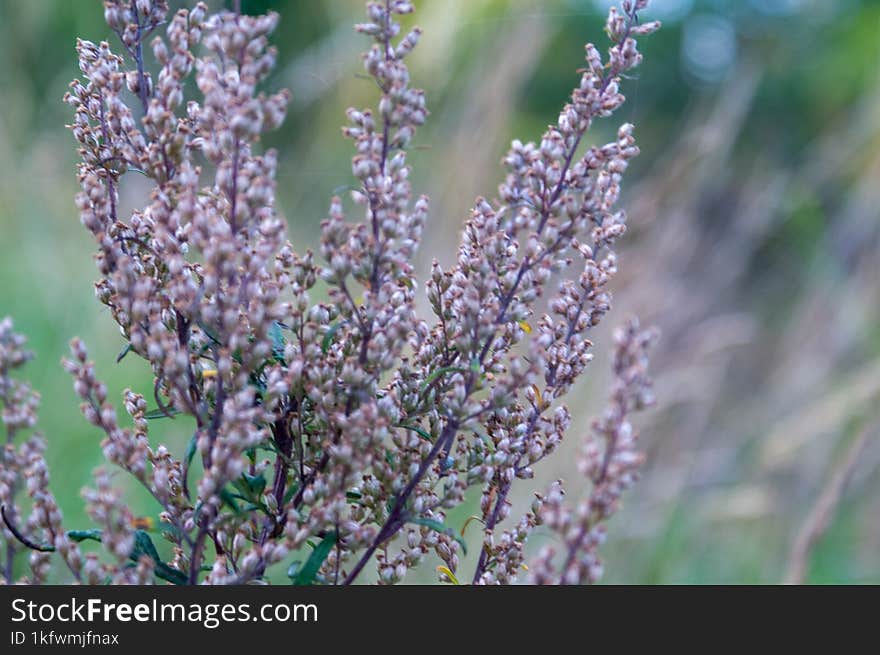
[202,369,218,379]
[436,565,460,585]
[130,516,154,530]
[460,514,484,537]
[531,384,543,409]
[518,321,532,334]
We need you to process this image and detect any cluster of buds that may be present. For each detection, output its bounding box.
[63,0,296,583]
[0,318,84,584]
[0,0,658,585]
[531,319,657,584]
[410,0,658,584]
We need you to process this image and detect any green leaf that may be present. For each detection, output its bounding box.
[223,474,272,515]
[144,407,181,420]
[116,343,133,363]
[394,423,434,442]
[62,528,186,584]
[183,433,198,468]
[131,530,161,562]
[269,321,286,363]
[419,366,469,394]
[197,320,222,345]
[408,517,468,556]
[321,321,348,354]
[154,561,188,585]
[66,529,103,543]
[283,483,300,506]
[131,530,188,585]
[291,533,337,585]
[473,431,496,453]
[345,490,365,505]
[248,372,267,393]
[258,440,295,467]
[332,184,360,195]
[182,433,198,497]
[234,472,267,498]
[219,488,243,514]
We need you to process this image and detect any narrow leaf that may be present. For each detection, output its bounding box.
[183,433,198,468]
[436,565,460,585]
[269,321,286,363]
[460,515,485,538]
[131,530,187,585]
[219,488,243,514]
[66,529,103,543]
[473,431,496,453]
[116,343,133,363]
[131,529,161,562]
[283,483,300,506]
[144,407,181,420]
[292,533,337,585]
[394,423,433,442]
[419,366,469,394]
[332,184,360,195]
[197,320,222,345]
[286,561,302,580]
[233,472,267,499]
[181,432,198,500]
[321,321,348,354]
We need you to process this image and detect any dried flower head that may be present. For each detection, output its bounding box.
[530,318,657,585]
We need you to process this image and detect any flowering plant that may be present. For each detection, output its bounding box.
[0,0,658,585]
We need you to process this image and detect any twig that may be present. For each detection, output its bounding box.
[130,0,150,115]
[784,423,875,584]
[1,505,54,553]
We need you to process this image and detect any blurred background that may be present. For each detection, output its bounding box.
[1,0,878,583]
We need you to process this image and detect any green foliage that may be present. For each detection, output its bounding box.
[289,533,338,585]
